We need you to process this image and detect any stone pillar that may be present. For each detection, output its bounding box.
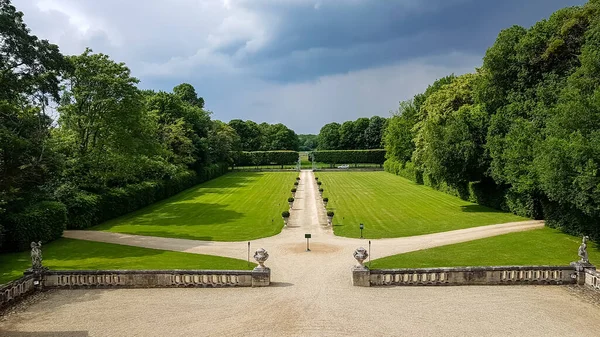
[252,248,271,287]
[571,262,596,286]
[352,247,370,287]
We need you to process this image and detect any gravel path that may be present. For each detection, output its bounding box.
[3,170,595,337]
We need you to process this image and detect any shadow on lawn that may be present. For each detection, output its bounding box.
[459,204,509,214]
[97,202,245,230]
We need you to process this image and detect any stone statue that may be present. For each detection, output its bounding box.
[578,236,590,264]
[254,248,269,270]
[353,247,369,269]
[30,241,43,270]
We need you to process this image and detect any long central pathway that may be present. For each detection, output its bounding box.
[5,170,600,336]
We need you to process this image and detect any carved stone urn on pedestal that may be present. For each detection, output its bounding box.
[253,248,269,271]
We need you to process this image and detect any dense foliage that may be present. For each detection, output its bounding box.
[228,119,299,151]
[318,116,387,150]
[312,150,386,166]
[298,134,318,151]
[384,0,600,240]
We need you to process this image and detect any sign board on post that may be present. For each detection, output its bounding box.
[305,234,311,239]
[305,234,311,252]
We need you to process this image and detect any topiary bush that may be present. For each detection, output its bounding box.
[282,211,290,218]
[294,181,299,186]
[5,201,67,251]
[296,177,300,181]
[288,197,295,202]
[317,181,322,186]
[323,197,329,202]
[327,211,334,217]
[291,188,297,193]
[319,188,324,193]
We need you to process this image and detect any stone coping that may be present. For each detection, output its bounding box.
[370,265,576,274]
[44,269,257,276]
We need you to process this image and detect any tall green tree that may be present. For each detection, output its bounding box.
[318,122,341,150]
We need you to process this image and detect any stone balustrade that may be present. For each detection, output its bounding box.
[0,274,36,310]
[585,268,600,291]
[44,269,269,288]
[356,266,578,287]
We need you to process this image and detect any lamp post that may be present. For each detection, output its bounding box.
[360,223,364,239]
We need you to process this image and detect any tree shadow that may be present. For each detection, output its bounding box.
[459,205,509,214]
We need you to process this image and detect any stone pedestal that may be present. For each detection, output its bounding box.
[352,267,370,287]
[570,261,596,285]
[252,268,271,287]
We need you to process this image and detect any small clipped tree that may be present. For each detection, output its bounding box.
[317,181,322,186]
[296,177,301,181]
[281,210,290,226]
[288,197,295,209]
[326,210,334,226]
[322,197,329,207]
[294,181,299,186]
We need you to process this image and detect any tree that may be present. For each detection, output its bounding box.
[298,134,318,151]
[264,123,299,151]
[173,83,204,108]
[384,101,418,165]
[228,119,262,151]
[338,121,356,150]
[364,116,387,149]
[318,122,341,150]
[57,49,161,187]
[208,121,239,165]
[0,0,70,103]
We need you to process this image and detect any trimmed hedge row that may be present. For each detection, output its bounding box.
[311,150,386,166]
[384,158,536,219]
[4,201,67,251]
[233,151,299,167]
[60,164,229,230]
[0,164,229,252]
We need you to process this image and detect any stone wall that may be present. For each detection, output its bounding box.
[44,269,270,288]
[354,266,578,287]
[0,274,36,310]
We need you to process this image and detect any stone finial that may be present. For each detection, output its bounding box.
[30,241,43,271]
[254,248,269,270]
[353,247,369,269]
[578,236,590,264]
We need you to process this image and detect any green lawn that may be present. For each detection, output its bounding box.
[0,238,255,285]
[318,171,528,238]
[370,228,600,269]
[95,172,297,241]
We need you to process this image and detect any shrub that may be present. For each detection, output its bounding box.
[5,201,67,251]
[317,181,322,186]
[327,211,335,217]
[282,211,290,218]
[319,188,324,192]
[288,197,295,202]
[296,177,300,181]
[323,197,329,202]
[315,177,319,181]
[291,188,297,193]
[294,181,299,186]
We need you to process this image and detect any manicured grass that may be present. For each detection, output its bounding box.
[0,238,255,285]
[95,172,297,241]
[318,171,528,238]
[370,228,600,269]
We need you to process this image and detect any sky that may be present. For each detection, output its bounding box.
[14,0,586,134]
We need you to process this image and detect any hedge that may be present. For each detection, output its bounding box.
[233,151,299,168]
[59,163,229,230]
[311,150,386,166]
[4,201,67,251]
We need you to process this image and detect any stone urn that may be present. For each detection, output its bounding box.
[288,201,294,209]
[353,247,369,269]
[327,212,334,226]
[323,198,328,208]
[283,216,289,227]
[292,192,296,198]
[319,189,323,197]
[254,248,269,270]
